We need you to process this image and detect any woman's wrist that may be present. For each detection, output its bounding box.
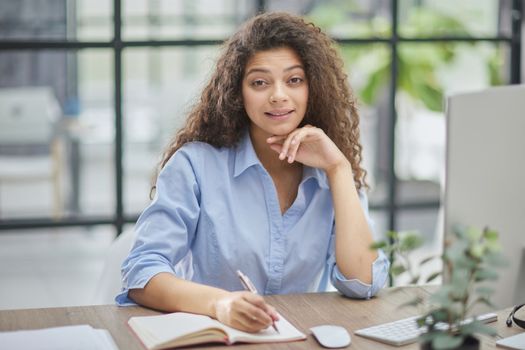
[209,289,231,319]
[325,158,352,180]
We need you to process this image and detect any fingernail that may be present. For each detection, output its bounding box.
[279,152,285,160]
[288,156,293,163]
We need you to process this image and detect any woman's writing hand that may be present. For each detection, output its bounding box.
[267,125,348,173]
[213,291,279,333]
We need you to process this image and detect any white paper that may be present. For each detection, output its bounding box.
[496,332,525,350]
[93,329,120,350]
[0,324,119,350]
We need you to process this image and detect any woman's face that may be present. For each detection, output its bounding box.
[242,47,308,143]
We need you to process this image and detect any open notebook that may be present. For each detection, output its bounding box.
[128,312,306,350]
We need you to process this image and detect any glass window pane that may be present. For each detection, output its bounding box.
[0,49,114,219]
[340,44,391,206]
[0,0,112,41]
[369,209,388,241]
[271,0,392,38]
[395,43,509,203]
[123,46,219,215]
[76,0,113,41]
[122,0,256,40]
[76,49,115,216]
[398,0,512,37]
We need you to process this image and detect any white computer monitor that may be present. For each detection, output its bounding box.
[443,84,525,309]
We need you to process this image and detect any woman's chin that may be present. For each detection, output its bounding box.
[267,123,301,136]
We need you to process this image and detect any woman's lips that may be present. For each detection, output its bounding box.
[265,109,294,120]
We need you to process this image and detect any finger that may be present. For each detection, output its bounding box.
[268,143,282,154]
[231,314,264,333]
[241,292,267,307]
[288,127,315,163]
[266,135,287,144]
[243,307,273,327]
[229,296,272,332]
[241,294,274,324]
[265,305,280,322]
[234,306,272,332]
[286,130,307,163]
[279,129,303,161]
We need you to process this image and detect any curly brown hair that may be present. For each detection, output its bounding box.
[157,11,367,190]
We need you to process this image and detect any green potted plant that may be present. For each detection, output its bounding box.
[372,226,506,350]
[371,230,440,285]
[416,226,505,349]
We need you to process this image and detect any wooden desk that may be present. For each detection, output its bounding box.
[0,286,521,349]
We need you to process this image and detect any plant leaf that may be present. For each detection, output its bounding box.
[426,271,441,283]
[399,232,424,251]
[420,255,439,265]
[370,241,387,250]
[460,320,497,336]
[391,264,407,276]
[474,268,498,281]
[483,228,499,242]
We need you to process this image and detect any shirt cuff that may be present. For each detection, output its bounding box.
[331,249,390,299]
[115,265,176,306]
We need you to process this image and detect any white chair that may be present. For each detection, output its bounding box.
[0,86,65,218]
[92,229,136,305]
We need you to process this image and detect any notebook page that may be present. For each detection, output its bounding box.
[128,312,223,349]
[223,313,306,343]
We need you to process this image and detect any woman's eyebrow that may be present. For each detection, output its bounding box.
[245,64,305,77]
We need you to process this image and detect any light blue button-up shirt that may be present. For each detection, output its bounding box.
[116,131,389,305]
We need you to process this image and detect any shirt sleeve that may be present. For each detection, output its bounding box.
[327,190,390,299]
[115,145,201,306]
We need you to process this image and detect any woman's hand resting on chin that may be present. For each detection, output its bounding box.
[266,125,350,174]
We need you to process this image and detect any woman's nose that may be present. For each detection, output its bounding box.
[269,84,288,103]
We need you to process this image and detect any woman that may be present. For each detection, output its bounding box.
[117,12,389,333]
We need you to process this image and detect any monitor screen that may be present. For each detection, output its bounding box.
[443,84,525,309]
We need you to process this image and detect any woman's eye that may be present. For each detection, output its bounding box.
[289,77,304,84]
[251,80,267,87]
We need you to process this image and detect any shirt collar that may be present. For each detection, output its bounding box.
[233,129,329,189]
[302,165,329,189]
[233,130,260,178]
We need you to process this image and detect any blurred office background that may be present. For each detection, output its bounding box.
[0,0,522,309]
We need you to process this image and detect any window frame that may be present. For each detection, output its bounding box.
[0,0,522,234]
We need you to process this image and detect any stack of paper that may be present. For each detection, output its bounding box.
[0,324,118,350]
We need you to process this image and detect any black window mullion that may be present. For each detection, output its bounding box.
[256,0,266,13]
[387,0,399,233]
[510,0,523,84]
[114,0,124,235]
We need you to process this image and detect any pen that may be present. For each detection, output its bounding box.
[236,270,279,333]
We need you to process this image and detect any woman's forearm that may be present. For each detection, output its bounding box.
[326,160,378,284]
[129,272,229,318]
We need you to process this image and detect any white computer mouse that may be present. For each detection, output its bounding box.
[310,325,351,348]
